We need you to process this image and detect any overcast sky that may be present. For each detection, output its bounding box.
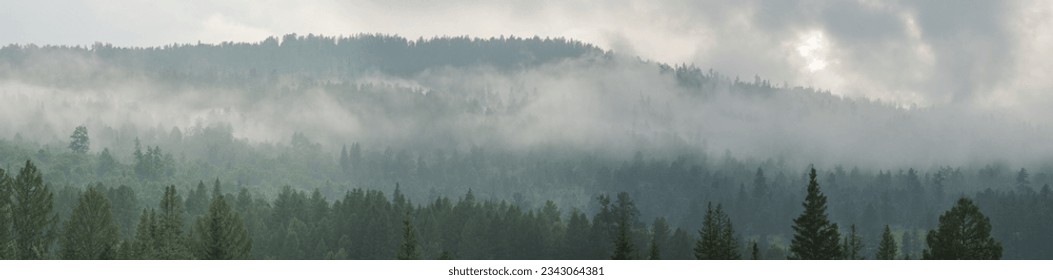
[2,0,1052,109]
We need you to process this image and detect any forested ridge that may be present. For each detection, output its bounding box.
[0,34,1047,259]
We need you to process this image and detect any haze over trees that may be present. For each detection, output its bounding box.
[0,34,1039,259]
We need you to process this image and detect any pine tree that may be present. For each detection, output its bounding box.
[60,186,119,259]
[192,188,251,260]
[648,236,660,260]
[922,197,1002,260]
[610,192,638,260]
[750,241,760,260]
[12,160,57,260]
[397,215,419,260]
[789,167,841,260]
[650,217,670,260]
[96,148,118,176]
[841,224,864,260]
[185,181,209,218]
[901,230,915,259]
[562,208,591,259]
[0,168,12,259]
[339,145,351,173]
[694,203,740,259]
[127,208,157,259]
[875,225,898,260]
[156,185,189,259]
[68,125,90,154]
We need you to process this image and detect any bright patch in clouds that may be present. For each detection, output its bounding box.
[796,31,829,72]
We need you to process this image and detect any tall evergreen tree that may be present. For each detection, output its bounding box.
[156,185,189,259]
[104,185,138,239]
[192,189,251,259]
[68,125,90,154]
[922,197,1002,260]
[12,160,56,260]
[185,181,209,218]
[694,203,740,260]
[339,145,351,173]
[789,167,841,260]
[397,215,419,260]
[610,192,638,260]
[901,230,916,259]
[750,241,760,260]
[0,168,11,259]
[876,225,898,260]
[650,217,670,260]
[60,186,119,259]
[96,148,118,176]
[127,208,157,259]
[562,208,591,259]
[841,224,864,260]
[648,236,660,260]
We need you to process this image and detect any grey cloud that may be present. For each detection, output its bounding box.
[0,0,1047,108]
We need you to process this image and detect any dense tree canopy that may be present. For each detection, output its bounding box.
[60,186,119,259]
[694,203,739,260]
[922,198,1002,260]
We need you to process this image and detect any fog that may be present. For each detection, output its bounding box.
[1,37,1051,171]
[5,1,1053,108]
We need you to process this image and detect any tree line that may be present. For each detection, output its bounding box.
[0,158,1002,260]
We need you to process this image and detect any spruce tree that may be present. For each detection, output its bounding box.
[60,186,119,259]
[12,160,56,260]
[789,167,841,260]
[397,216,419,260]
[0,168,11,259]
[750,241,760,260]
[157,185,189,259]
[841,224,864,260]
[876,225,898,260]
[648,236,660,260]
[68,126,90,154]
[192,188,251,259]
[694,203,740,259]
[651,217,670,260]
[610,192,638,260]
[922,197,1001,260]
[127,208,157,259]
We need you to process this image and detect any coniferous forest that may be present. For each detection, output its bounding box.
[0,34,1048,260]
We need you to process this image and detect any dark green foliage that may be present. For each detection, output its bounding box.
[96,148,117,176]
[922,197,1002,260]
[667,228,695,260]
[132,139,174,180]
[60,186,119,259]
[68,126,90,154]
[104,185,138,239]
[127,185,190,259]
[185,181,209,219]
[610,192,638,260]
[876,225,898,260]
[0,168,11,259]
[901,229,916,259]
[841,224,864,260]
[650,217,669,260]
[192,185,251,260]
[789,168,841,260]
[157,185,189,259]
[648,236,660,260]
[562,208,592,259]
[694,203,740,260]
[12,160,56,260]
[397,216,419,260]
[750,241,760,260]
